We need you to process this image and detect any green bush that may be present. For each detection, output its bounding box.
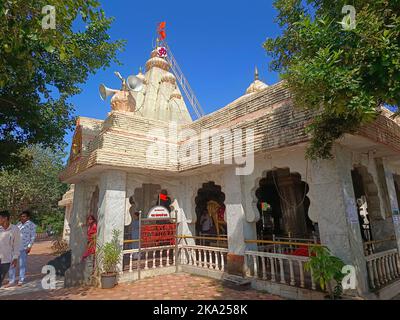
[305,246,345,299]
[96,230,122,275]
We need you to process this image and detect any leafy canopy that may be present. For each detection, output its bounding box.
[0,145,68,231]
[264,0,400,159]
[0,0,125,168]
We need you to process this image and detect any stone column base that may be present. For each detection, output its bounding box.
[64,258,95,288]
[227,253,245,276]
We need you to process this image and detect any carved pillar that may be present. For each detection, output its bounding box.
[223,166,257,276]
[277,172,307,237]
[97,170,127,272]
[69,182,88,265]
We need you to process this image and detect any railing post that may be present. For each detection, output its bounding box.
[289,259,295,286]
[367,261,375,289]
[279,258,286,284]
[298,260,305,288]
[129,253,133,273]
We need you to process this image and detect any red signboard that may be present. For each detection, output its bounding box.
[141,223,176,247]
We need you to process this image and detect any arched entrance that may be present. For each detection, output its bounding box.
[124,183,174,245]
[195,181,226,239]
[351,167,375,243]
[255,168,315,240]
[351,166,396,254]
[394,175,400,209]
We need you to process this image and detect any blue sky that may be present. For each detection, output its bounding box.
[65,1,282,160]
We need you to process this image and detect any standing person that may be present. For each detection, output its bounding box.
[200,210,213,234]
[8,210,36,286]
[0,210,21,288]
[82,215,97,261]
[131,211,140,259]
[199,210,214,246]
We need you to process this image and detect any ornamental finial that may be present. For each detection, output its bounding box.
[254,66,259,81]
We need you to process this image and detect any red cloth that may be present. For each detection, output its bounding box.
[289,246,316,257]
[159,193,168,201]
[158,30,166,40]
[157,22,166,40]
[158,22,166,30]
[82,223,97,259]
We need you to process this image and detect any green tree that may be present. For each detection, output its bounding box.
[0,0,125,168]
[264,0,400,159]
[0,145,68,231]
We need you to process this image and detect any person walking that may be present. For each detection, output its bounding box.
[8,210,36,286]
[0,210,21,288]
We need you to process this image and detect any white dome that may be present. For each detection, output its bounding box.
[245,66,268,94]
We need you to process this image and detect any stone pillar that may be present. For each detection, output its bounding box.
[223,166,257,276]
[68,182,88,265]
[382,160,400,252]
[277,172,307,237]
[307,146,369,295]
[62,204,72,243]
[97,170,127,272]
[370,158,398,251]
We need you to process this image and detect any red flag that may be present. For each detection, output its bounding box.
[158,30,166,41]
[157,22,166,40]
[159,193,168,201]
[158,21,166,30]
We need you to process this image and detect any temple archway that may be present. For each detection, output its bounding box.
[394,175,400,209]
[255,168,315,240]
[195,181,226,239]
[124,183,174,245]
[351,165,396,253]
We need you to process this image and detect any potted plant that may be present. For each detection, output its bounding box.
[305,246,345,299]
[96,229,122,289]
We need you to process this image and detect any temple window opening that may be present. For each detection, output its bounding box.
[195,181,226,246]
[255,168,317,242]
[351,166,397,255]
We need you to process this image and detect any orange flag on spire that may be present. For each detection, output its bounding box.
[158,21,166,30]
[157,21,166,40]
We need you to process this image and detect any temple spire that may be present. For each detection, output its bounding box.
[254,66,259,81]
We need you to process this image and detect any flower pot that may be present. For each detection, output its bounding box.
[101,273,117,289]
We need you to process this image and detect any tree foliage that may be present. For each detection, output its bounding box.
[0,0,125,168]
[0,145,68,230]
[264,0,400,159]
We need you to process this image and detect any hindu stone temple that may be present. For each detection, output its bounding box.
[59,43,400,299]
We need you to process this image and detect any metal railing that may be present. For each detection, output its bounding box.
[161,41,205,119]
[363,236,397,256]
[256,235,320,255]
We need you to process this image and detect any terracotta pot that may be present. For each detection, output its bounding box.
[101,273,117,289]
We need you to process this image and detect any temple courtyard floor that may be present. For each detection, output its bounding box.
[0,241,282,300]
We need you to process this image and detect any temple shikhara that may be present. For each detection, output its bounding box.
[59,32,400,299]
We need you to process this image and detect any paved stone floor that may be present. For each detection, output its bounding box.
[0,240,282,300]
[11,239,55,282]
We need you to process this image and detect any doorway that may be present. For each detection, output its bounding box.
[195,181,226,241]
[255,168,314,240]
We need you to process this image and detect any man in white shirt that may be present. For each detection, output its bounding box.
[8,210,36,286]
[0,210,21,288]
